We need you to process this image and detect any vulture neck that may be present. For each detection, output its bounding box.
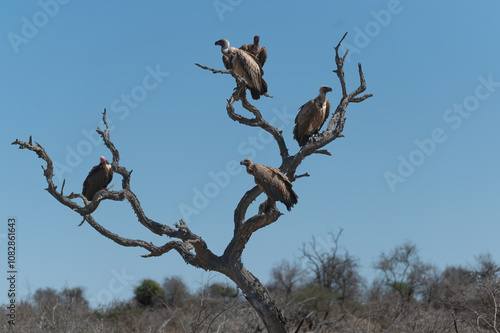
[220,43,230,55]
[318,91,328,103]
[245,164,255,174]
[251,42,259,52]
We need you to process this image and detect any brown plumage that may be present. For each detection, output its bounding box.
[215,38,268,100]
[82,156,113,201]
[293,86,333,147]
[240,159,298,211]
[240,35,267,68]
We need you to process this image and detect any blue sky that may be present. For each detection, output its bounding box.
[2,1,500,307]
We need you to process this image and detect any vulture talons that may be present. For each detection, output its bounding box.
[259,199,274,214]
[258,201,267,215]
[259,199,280,216]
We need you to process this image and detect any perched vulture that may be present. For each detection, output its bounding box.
[240,158,298,211]
[240,35,267,68]
[293,85,333,147]
[215,38,268,100]
[82,156,113,201]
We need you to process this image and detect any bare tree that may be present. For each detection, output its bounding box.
[12,33,371,332]
[300,229,363,306]
[163,275,191,307]
[474,253,500,282]
[373,241,434,303]
[268,259,305,300]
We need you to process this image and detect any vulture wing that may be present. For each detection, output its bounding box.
[233,49,267,100]
[293,100,316,147]
[254,164,298,211]
[82,163,113,201]
[222,54,232,70]
[257,46,267,67]
[240,43,267,67]
[321,99,331,130]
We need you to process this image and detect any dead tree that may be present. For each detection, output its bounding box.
[12,33,371,333]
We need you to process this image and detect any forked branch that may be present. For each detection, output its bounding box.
[12,110,219,270]
[197,32,372,264]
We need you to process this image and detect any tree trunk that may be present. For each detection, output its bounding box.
[226,265,289,333]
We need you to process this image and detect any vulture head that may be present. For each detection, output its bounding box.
[215,39,230,53]
[100,156,107,164]
[320,85,333,94]
[253,35,260,45]
[240,158,253,167]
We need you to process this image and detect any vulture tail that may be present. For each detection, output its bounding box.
[261,78,268,94]
[295,134,309,147]
[250,88,261,100]
[285,186,299,211]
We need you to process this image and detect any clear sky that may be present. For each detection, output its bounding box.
[1,1,500,307]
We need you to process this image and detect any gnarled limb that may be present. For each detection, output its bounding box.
[199,33,372,257]
[12,111,219,273]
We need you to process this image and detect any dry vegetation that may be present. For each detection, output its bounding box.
[4,237,499,333]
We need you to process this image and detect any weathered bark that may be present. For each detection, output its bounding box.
[225,266,288,332]
[13,33,371,332]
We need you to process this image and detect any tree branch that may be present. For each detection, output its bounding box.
[12,111,220,270]
[209,33,372,264]
[197,60,289,162]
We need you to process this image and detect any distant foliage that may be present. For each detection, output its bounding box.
[163,275,190,307]
[7,244,500,332]
[208,282,239,299]
[134,279,164,307]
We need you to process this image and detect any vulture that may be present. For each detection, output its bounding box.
[240,158,298,211]
[240,35,267,68]
[215,38,268,100]
[82,156,113,201]
[293,85,333,147]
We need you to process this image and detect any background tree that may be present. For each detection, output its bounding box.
[163,275,191,307]
[300,229,364,307]
[268,259,305,302]
[12,33,371,332]
[134,279,164,307]
[33,287,64,310]
[373,241,434,303]
[61,287,89,310]
[206,281,239,300]
[473,253,500,282]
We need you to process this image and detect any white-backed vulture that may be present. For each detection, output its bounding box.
[293,85,333,147]
[240,158,298,211]
[240,35,267,68]
[215,38,268,100]
[82,156,113,201]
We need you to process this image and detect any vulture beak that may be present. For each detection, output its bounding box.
[240,161,244,165]
[326,87,333,92]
